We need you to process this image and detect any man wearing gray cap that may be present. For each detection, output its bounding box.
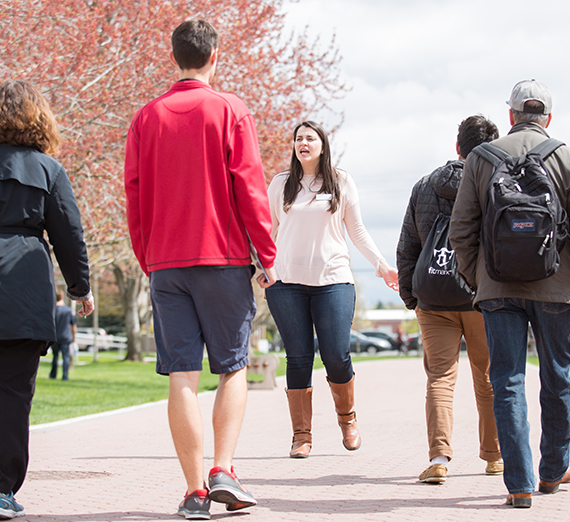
[449,80,570,508]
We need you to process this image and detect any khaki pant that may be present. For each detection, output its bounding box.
[416,309,501,462]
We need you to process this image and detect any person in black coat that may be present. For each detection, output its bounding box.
[0,79,94,518]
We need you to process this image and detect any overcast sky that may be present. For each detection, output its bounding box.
[282,0,570,309]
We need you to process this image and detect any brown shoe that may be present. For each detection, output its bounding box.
[419,464,447,483]
[285,388,312,458]
[485,459,504,475]
[506,493,532,508]
[538,469,570,494]
[327,374,361,451]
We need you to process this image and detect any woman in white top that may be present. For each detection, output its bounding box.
[266,121,398,458]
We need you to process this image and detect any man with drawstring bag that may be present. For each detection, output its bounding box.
[397,115,502,485]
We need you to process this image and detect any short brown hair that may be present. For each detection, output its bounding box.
[56,289,64,301]
[171,19,218,70]
[0,80,60,155]
[457,115,499,158]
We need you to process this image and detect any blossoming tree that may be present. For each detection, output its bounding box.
[0,0,346,359]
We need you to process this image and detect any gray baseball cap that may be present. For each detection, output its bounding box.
[507,79,552,114]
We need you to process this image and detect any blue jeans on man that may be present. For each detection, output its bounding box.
[479,298,570,494]
[49,342,70,381]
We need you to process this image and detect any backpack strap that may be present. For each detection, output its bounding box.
[471,142,511,166]
[528,138,565,160]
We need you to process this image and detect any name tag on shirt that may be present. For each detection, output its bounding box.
[316,194,332,201]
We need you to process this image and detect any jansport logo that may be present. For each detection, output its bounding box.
[512,219,535,232]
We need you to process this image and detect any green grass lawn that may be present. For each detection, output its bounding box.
[33,354,169,425]
[31,351,399,425]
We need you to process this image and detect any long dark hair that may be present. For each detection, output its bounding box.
[283,121,340,213]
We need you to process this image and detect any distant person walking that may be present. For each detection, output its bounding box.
[0,79,94,519]
[265,120,399,459]
[397,115,502,484]
[49,289,77,381]
[450,80,570,508]
[124,19,276,519]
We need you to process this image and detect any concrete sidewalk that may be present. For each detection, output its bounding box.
[19,357,569,521]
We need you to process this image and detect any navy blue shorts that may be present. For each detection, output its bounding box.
[149,266,256,375]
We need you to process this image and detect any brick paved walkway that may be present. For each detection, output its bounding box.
[19,357,569,521]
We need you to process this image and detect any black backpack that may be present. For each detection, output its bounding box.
[472,138,568,282]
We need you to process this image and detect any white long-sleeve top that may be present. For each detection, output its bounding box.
[267,169,385,286]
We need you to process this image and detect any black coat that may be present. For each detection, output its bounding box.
[0,144,90,343]
[397,160,473,312]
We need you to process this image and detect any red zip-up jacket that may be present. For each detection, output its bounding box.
[125,80,275,276]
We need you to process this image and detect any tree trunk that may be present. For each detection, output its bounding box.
[113,264,145,361]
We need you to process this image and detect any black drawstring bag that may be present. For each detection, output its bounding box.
[412,213,473,308]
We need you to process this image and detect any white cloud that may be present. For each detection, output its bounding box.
[282,0,570,306]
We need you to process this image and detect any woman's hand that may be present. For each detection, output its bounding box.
[376,260,399,291]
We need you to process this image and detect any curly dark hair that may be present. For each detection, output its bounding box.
[0,79,60,155]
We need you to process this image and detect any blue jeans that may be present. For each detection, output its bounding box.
[49,342,70,380]
[266,281,355,389]
[479,298,570,494]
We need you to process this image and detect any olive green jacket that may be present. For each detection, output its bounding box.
[449,122,570,305]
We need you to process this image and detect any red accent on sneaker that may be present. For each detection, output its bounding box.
[209,466,248,493]
[227,501,251,512]
[210,466,236,479]
[186,489,208,500]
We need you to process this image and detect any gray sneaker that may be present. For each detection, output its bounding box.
[177,489,210,520]
[0,492,25,519]
[208,466,257,511]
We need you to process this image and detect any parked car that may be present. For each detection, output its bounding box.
[349,331,392,355]
[313,331,391,355]
[313,331,392,355]
[76,327,109,351]
[406,333,420,352]
[359,330,400,351]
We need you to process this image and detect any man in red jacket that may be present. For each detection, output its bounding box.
[125,19,276,519]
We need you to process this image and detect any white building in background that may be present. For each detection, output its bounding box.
[364,309,417,334]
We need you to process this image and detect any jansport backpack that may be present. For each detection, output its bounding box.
[472,138,568,282]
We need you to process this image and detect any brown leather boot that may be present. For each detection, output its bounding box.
[327,374,361,451]
[285,387,312,458]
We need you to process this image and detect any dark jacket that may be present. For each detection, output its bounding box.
[397,160,473,311]
[450,122,570,305]
[0,144,90,343]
